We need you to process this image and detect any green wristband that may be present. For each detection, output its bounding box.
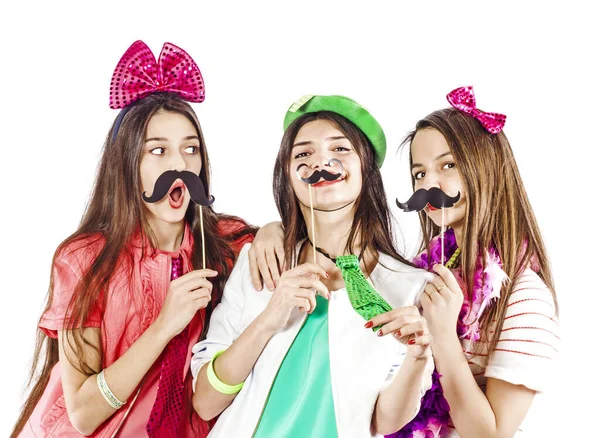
[207,350,244,395]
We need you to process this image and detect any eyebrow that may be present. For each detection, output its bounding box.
[145,135,200,143]
[292,136,347,148]
[411,151,453,170]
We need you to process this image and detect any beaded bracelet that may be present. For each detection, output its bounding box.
[207,350,244,395]
[96,370,126,409]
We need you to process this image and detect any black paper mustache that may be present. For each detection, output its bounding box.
[296,159,343,185]
[396,187,461,212]
[142,170,215,206]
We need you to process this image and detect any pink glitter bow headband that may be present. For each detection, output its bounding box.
[109,40,205,109]
[446,86,506,134]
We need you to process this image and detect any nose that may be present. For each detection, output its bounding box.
[424,181,441,190]
[309,151,331,169]
[169,150,187,171]
[420,172,441,191]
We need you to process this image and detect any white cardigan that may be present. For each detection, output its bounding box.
[191,244,434,438]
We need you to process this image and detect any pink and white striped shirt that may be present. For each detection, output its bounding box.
[448,267,559,436]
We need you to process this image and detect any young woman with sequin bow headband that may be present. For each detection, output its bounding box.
[389,86,560,438]
[9,40,291,438]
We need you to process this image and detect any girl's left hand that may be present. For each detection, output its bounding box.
[420,264,464,342]
[365,306,432,360]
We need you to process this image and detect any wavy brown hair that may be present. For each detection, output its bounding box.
[12,93,256,436]
[404,108,558,363]
[273,111,411,268]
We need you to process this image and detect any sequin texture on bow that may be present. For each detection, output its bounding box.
[109,40,205,109]
[446,86,506,134]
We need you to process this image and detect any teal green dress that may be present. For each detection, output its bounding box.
[253,295,338,437]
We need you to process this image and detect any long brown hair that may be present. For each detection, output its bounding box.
[273,111,410,268]
[13,93,256,436]
[404,108,558,362]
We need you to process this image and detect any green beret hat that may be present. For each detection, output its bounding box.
[283,94,386,167]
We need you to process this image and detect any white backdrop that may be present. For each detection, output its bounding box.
[1,1,596,436]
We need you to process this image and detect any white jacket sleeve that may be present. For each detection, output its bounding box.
[379,267,435,404]
[190,243,251,390]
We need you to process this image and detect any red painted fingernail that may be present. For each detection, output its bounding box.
[397,329,401,337]
[377,330,383,337]
[364,321,373,329]
[325,272,331,279]
[408,339,415,345]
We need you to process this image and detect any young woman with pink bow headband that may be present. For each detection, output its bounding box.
[11,40,280,438]
[388,86,560,438]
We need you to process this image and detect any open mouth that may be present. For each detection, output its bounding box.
[168,180,186,208]
[170,187,183,201]
[312,175,346,188]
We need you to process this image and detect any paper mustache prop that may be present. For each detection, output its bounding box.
[396,187,460,212]
[396,187,461,265]
[142,170,215,206]
[142,169,214,268]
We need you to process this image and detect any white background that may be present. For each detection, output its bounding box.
[1,1,597,436]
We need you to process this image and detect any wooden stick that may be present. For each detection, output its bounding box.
[441,207,445,266]
[200,206,206,269]
[308,184,317,264]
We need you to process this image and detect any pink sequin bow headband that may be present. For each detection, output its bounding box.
[109,40,205,109]
[446,86,506,134]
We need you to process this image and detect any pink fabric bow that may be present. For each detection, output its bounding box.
[446,86,506,134]
[109,40,205,109]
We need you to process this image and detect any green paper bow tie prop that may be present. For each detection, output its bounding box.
[336,255,392,331]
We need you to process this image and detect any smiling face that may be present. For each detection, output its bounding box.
[139,110,202,227]
[289,119,362,211]
[410,128,467,235]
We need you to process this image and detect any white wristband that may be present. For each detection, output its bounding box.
[96,370,126,409]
